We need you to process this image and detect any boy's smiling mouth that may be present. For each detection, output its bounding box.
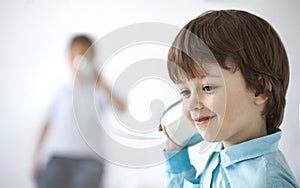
[193,115,216,127]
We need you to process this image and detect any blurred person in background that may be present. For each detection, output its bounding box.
[32,34,125,188]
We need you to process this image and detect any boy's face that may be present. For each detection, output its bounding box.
[178,60,266,147]
[69,43,92,70]
[68,43,96,81]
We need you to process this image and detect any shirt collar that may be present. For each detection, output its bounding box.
[213,129,281,168]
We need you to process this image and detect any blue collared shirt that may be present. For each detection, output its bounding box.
[164,130,298,188]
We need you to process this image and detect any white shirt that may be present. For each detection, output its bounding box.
[44,79,109,160]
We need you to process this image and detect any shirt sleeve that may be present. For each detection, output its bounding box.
[163,148,197,188]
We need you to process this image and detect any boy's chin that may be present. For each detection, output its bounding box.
[200,132,220,143]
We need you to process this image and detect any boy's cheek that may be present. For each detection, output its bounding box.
[183,110,194,126]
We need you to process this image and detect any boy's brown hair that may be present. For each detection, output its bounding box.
[69,34,94,60]
[70,35,93,49]
[167,10,289,132]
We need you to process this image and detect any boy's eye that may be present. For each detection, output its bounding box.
[202,85,216,92]
[180,89,191,98]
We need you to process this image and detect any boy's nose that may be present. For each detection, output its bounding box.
[186,93,204,111]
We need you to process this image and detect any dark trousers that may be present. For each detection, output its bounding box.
[36,156,103,188]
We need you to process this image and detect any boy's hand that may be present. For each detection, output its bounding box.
[158,123,183,151]
[32,156,41,181]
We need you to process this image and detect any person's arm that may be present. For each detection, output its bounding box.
[164,149,197,188]
[159,124,197,188]
[96,76,126,112]
[32,121,49,179]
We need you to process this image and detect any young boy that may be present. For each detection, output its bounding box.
[32,35,125,188]
[163,10,299,187]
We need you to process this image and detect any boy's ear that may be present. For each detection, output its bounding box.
[253,92,268,105]
[253,79,272,105]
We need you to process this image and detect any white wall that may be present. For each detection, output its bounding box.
[0,0,299,187]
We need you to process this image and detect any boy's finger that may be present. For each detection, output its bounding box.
[158,123,163,132]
